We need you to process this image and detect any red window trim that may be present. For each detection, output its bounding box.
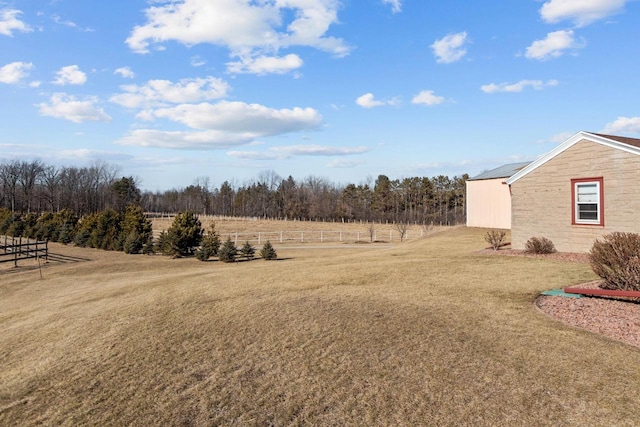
[571,177,604,226]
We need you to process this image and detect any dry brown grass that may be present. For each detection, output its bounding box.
[1,227,639,426]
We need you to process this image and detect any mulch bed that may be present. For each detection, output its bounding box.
[480,248,640,349]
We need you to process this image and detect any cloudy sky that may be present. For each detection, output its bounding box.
[1,0,639,190]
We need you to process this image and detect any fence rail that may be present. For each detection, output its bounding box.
[0,236,48,267]
[221,229,424,245]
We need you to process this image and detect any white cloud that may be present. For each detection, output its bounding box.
[431,32,468,64]
[0,9,32,36]
[327,158,364,168]
[118,101,323,149]
[536,131,574,144]
[191,56,206,67]
[110,77,230,108]
[355,93,399,108]
[226,53,303,75]
[411,90,445,106]
[51,15,93,31]
[151,101,322,134]
[382,0,402,14]
[481,79,559,93]
[0,61,33,84]
[114,67,135,79]
[228,144,369,160]
[602,117,640,135]
[53,65,87,85]
[525,30,583,60]
[126,0,350,75]
[38,93,112,123]
[117,129,261,150]
[57,149,133,162]
[540,0,626,27]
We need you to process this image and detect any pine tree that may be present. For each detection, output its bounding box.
[120,205,152,254]
[239,241,255,261]
[260,240,277,260]
[218,238,237,263]
[164,211,203,256]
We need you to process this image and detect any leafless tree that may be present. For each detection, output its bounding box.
[394,221,409,242]
[0,160,20,212]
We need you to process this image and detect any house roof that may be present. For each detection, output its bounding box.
[591,132,640,148]
[505,131,640,185]
[469,161,532,181]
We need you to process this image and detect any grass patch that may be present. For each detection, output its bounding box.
[1,227,639,425]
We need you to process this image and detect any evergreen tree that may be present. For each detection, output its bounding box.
[260,240,277,260]
[89,209,122,250]
[120,205,153,254]
[239,241,255,261]
[164,211,203,256]
[196,223,221,261]
[142,236,155,255]
[218,238,237,263]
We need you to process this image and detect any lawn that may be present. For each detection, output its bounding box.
[1,227,638,426]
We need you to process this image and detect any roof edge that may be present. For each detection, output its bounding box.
[505,131,640,185]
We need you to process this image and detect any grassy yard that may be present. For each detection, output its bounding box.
[1,227,638,426]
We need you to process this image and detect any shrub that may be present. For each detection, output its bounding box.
[484,230,506,251]
[524,237,556,254]
[218,238,237,263]
[239,241,255,261]
[260,240,278,260]
[590,232,640,291]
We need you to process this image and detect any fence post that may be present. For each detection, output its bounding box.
[301,231,304,243]
[390,230,392,241]
[258,232,261,245]
[320,231,323,243]
[339,231,342,242]
[280,231,283,243]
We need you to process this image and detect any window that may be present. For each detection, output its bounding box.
[572,177,604,226]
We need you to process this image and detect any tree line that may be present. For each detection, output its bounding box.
[1,160,468,225]
[143,172,468,225]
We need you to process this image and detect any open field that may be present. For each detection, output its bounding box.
[1,227,639,426]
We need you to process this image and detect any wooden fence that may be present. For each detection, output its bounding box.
[0,236,48,267]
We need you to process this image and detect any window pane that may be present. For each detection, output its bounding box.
[577,183,598,203]
[578,203,598,220]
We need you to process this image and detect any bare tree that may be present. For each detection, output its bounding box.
[368,223,376,242]
[394,221,409,242]
[18,160,45,213]
[0,160,20,212]
[42,165,61,211]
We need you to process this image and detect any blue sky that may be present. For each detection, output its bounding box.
[1,0,639,191]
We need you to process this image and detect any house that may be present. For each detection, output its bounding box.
[505,131,640,252]
[466,162,530,229]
